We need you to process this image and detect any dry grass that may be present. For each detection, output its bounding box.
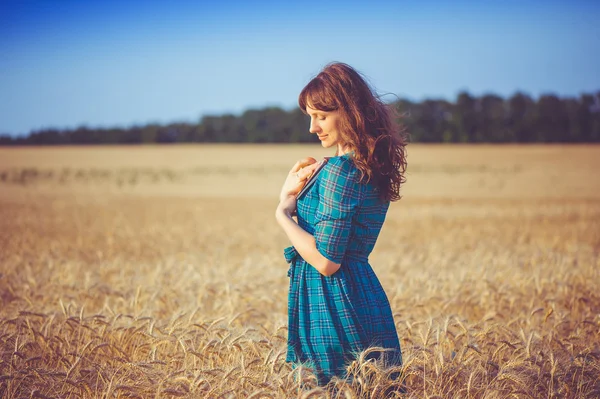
[0,144,599,398]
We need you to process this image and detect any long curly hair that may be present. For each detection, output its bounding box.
[298,62,408,202]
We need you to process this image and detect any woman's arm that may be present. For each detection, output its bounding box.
[276,198,341,277]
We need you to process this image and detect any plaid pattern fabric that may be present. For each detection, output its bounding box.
[284,153,402,385]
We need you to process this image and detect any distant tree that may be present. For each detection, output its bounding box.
[199,116,220,142]
[104,128,126,144]
[479,94,508,142]
[394,100,416,142]
[120,126,143,144]
[0,134,14,145]
[454,92,479,142]
[415,99,453,142]
[507,92,535,142]
[590,92,600,141]
[156,122,194,143]
[240,109,266,143]
[4,91,600,145]
[140,124,159,144]
[27,128,68,145]
[263,107,290,142]
[535,95,569,142]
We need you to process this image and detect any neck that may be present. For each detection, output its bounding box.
[336,144,351,156]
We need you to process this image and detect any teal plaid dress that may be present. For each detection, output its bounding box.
[284,153,402,385]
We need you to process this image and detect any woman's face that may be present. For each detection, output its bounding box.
[306,104,346,152]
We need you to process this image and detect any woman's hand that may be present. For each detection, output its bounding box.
[276,194,298,218]
[279,157,319,203]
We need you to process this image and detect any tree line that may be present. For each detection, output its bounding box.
[1,91,599,145]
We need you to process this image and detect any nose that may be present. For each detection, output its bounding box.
[309,118,320,134]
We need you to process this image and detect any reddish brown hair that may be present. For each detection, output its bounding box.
[298,62,408,202]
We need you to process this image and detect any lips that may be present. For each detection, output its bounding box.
[318,135,328,140]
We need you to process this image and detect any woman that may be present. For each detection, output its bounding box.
[275,62,408,386]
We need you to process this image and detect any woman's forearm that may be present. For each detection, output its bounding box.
[276,208,341,276]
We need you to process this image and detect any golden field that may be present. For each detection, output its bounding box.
[0,144,599,398]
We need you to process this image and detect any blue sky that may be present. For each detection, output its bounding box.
[1,0,599,135]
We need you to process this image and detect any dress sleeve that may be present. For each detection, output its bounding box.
[313,157,365,264]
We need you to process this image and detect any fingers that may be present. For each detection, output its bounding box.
[290,157,317,173]
[296,168,311,180]
[296,160,321,180]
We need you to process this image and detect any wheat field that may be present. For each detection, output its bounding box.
[0,144,599,398]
